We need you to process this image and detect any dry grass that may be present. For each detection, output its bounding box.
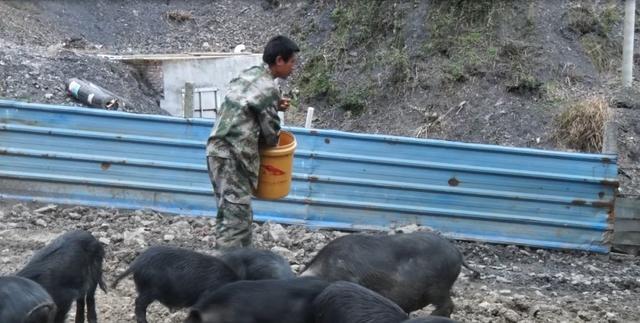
[166,10,193,23]
[554,95,610,153]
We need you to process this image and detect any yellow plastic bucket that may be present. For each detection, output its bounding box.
[253,130,297,200]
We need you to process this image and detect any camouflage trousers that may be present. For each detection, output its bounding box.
[206,156,253,249]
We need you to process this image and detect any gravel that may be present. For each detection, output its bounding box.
[0,200,638,323]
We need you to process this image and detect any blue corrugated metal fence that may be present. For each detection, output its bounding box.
[0,99,618,252]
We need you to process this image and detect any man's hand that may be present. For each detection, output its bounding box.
[278,97,291,112]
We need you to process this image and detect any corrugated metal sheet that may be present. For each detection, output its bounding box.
[0,99,618,252]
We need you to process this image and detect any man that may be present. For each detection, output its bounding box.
[206,35,300,249]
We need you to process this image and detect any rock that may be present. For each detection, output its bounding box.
[191,218,207,228]
[503,309,521,323]
[311,232,326,242]
[612,88,640,109]
[139,220,155,226]
[270,246,296,261]
[496,276,512,283]
[479,301,491,309]
[44,93,53,99]
[124,228,146,247]
[499,289,512,295]
[267,223,291,245]
[98,237,111,245]
[110,233,124,242]
[586,264,602,273]
[578,310,592,321]
[233,44,246,53]
[34,204,57,214]
[529,304,541,317]
[171,220,191,230]
[300,232,314,243]
[68,212,82,220]
[34,219,47,227]
[394,224,420,234]
[163,234,175,242]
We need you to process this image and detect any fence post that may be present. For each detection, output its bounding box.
[602,119,618,155]
[622,0,636,87]
[183,82,194,118]
[305,107,315,128]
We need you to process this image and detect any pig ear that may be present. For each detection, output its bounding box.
[26,303,57,323]
[185,309,203,323]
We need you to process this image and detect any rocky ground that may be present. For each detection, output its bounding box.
[0,200,638,323]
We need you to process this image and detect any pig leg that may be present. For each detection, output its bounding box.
[430,290,454,318]
[54,303,71,323]
[135,294,154,323]
[75,296,85,323]
[87,285,98,323]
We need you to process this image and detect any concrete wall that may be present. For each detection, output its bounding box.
[159,54,263,118]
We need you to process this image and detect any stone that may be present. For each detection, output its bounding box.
[270,246,296,261]
[394,224,420,234]
[34,204,57,213]
[504,309,521,323]
[267,223,291,245]
[163,234,175,242]
[34,219,47,227]
[124,228,146,247]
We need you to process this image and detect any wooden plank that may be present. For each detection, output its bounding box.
[614,219,640,232]
[615,198,640,219]
[613,232,640,245]
[613,198,640,251]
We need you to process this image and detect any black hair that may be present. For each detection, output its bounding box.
[262,35,300,66]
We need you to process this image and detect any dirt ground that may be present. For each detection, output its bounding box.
[1,200,638,323]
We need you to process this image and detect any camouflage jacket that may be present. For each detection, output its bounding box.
[206,64,281,189]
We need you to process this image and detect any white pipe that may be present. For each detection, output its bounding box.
[305,107,315,128]
[622,0,636,87]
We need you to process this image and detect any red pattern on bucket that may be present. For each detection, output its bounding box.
[262,164,286,176]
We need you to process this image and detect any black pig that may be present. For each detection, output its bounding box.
[220,248,295,280]
[313,281,462,323]
[0,275,57,323]
[112,245,238,323]
[301,231,479,316]
[184,277,330,323]
[17,230,106,323]
[313,281,409,323]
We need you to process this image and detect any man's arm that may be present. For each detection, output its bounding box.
[254,102,281,147]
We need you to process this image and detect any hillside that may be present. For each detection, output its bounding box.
[0,0,638,195]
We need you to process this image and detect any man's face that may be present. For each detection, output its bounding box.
[274,53,297,79]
